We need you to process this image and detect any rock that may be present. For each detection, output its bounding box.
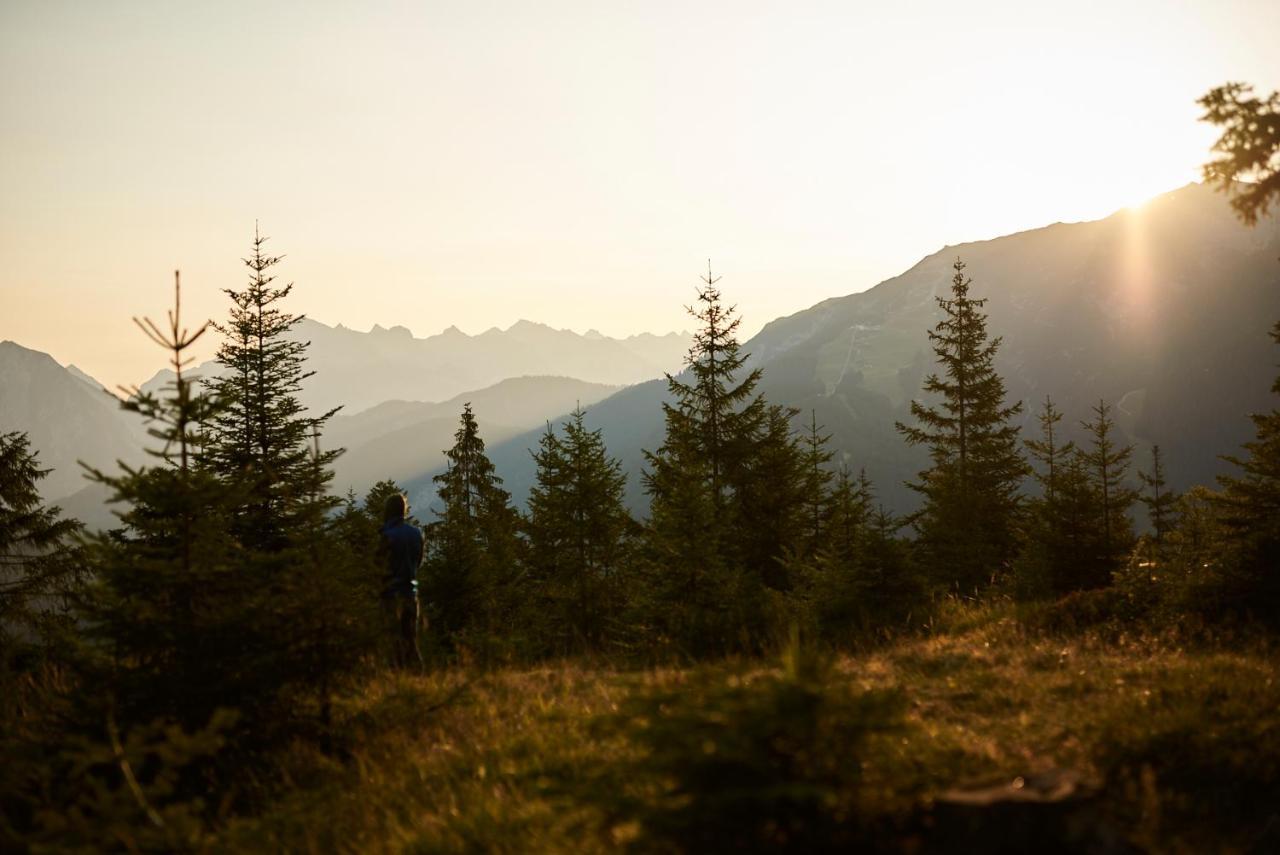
[920,769,1140,854]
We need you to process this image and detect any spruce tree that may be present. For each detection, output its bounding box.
[279,431,380,733]
[525,407,633,653]
[200,232,371,733]
[1215,363,1280,613]
[737,404,811,594]
[1,430,85,780]
[423,404,521,659]
[642,264,773,653]
[76,274,254,735]
[796,469,920,643]
[205,225,338,552]
[895,258,1027,592]
[1199,81,1280,619]
[1078,399,1137,580]
[0,432,83,650]
[1138,445,1179,549]
[799,410,836,557]
[1017,396,1082,597]
[1025,396,1075,506]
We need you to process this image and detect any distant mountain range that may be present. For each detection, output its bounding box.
[141,319,692,415]
[408,182,1280,517]
[7,181,1277,529]
[0,339,622,529]
[326,376,619,499]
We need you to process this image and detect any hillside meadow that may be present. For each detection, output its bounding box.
[208,603,1278,854]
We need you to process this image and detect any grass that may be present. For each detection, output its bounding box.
[214,609,1280,853]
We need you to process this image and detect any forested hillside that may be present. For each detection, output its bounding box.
[459,182,1279,517]
[3,77,1279,852]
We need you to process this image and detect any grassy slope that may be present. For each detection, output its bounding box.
[219,608,1279,853]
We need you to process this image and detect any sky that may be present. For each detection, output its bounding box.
[1,0,1277,387]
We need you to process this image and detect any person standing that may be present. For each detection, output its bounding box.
[380,493,424,669]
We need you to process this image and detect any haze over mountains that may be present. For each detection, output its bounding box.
[326,376,619,498]
[0,321,676,529]
[140,319,693,415]
[0,341,148,501]
[3,182,1277,528]
[408,182,1280,517]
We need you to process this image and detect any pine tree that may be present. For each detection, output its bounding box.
[1025,396,1075,506]
[895,258,1027,592]
[76,273,254,734]
[642,264,773,653]
[205,225,338,552]
[799,411,835,557]
[1139,445,1179,548]
[1,430,85,773]
[736,404,812,596]
[1198,81,1280,619]
[278,431,380,734]
[1016,396,1084,597]
[423,404,521,660]
[0,431,83,649]
[796,469,921,643]
[525,407,633,653]
[828,467,875,564]
[1214,351,1280,614]
[1078,399,1137,579]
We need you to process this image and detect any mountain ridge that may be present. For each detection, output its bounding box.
[412,182,1280,518]
[139,317,693,415]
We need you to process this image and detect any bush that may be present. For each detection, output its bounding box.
[608,641,904,852]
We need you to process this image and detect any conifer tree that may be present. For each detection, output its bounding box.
[525,407,633,653]
[76,274,254,734]
[737,404,812,594]
[205,225,338,552]
[280,431,380,732]
[423,404,521,659]
[0,432,83,649]
[76,275,372,763]
[1025,396,1075,506]
[799,411,835,556]
[1078,400,1137,578]
[1,430,85,763]
[795,469,920,643]
[827,466,874,563]
[1199,81,1280,618]
[1138,445,1179,548]
[895,258,1027,591]
[642,264,773,653]
[1214,372,1280,613]
[1016,396,1084,597]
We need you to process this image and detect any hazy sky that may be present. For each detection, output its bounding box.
[2,0,1277,386]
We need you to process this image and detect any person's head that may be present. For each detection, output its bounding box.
[383,492,408,524]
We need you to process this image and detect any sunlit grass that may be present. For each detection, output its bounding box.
[217,610,1279,853]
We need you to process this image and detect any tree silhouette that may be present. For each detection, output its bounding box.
[895,258,1027,591]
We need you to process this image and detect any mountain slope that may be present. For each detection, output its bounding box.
[0,342,148,501]
[141,320,690,415]
[327,376,619,496]
[448,183,1280,517]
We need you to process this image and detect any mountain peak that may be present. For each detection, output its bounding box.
[371,323,413,338]
[508,319,553,333]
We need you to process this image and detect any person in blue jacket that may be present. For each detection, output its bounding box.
[380,492,424,669]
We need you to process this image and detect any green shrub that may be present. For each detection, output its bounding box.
[608,642,904,852]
